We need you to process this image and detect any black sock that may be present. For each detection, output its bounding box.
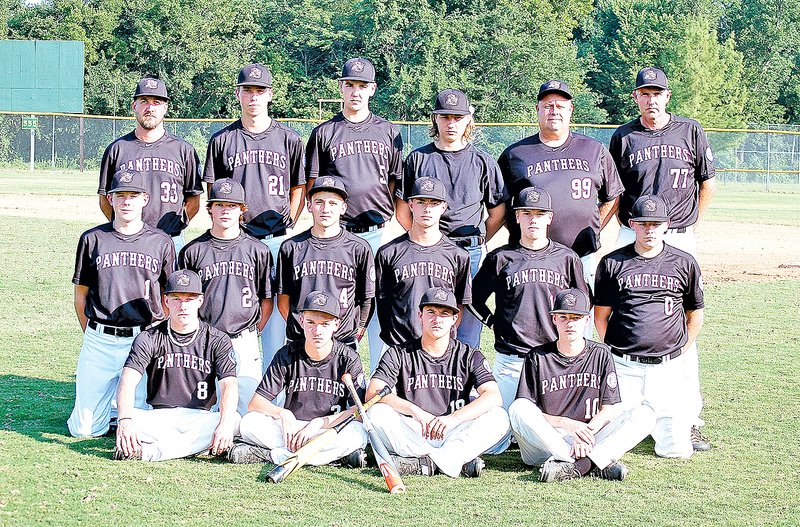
[574,457,593,476]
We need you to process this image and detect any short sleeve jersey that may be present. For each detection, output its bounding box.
[305,113,403,228]
[203,119,305,237]
[471,241,589,356]
[73,223,175,326]
[595,244,705,358]
[276,229,375,342]
[255,340,366,421]
[179,231,273,335]
[609,115,715,229]
[374,234,472,346]
[401,143,507,237]
[98,132,203,236]
[372,338,495,416]
[498,132,623,252]
[124,320,237,410]
[515,340,621,423]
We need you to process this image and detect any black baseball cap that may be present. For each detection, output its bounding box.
[550,288,591,316]
[237,63,273,88]
[631,194,669,223]
[299,290,341,318]
[308,176,348,200]
[432,89,472,116]
[165,270,203,296]
[339,58,376,83]
[208,178,246,205]
[109,169,147,194]
[419,287,460,314]
[408,177,447,202]
[513,186,552,211]
[133,78,169,101]
[635,67,668,90]
[537,80,572,101]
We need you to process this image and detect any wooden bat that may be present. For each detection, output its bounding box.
[266,385,390,484]
[342,373,406,494]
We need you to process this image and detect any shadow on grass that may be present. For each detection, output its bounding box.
[254,461,393,493]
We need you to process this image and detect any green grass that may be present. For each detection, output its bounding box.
[0,171,799,526]
[705,182,800,226]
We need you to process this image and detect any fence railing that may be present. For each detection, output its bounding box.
[2,111,800,189]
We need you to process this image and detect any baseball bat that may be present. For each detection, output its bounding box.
[266,385,390,484]
[342,373,407,494]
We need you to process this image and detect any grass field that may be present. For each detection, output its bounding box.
[0,170,799,526]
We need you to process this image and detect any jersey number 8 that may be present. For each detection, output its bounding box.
[197,381,208,400]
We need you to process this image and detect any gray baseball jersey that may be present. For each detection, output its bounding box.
[609,115,715,229]
[306,113,403,228]
[204,120,305,237]
[372,338,495,416]
[179,231,273,335]
[124,320,237,410]
[99,132,203,236]
[73,223,176,327]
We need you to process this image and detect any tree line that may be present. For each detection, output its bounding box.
[2,0,798,127]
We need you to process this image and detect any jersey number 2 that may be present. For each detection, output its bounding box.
[241,287,253,308]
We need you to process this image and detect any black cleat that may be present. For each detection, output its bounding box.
[461,457,485,478]
[340,448,368,469]
[390,454,437,476]
[590,459,629,481]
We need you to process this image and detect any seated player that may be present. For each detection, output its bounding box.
[509,289,655,482]
[366,287,509,478]
[229,291,368,467]
[180,178,274,415]
[113,270,240,461]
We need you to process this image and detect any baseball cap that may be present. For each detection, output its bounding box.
[207,178,246,205]
[419,287,460,313]
[308,176,348,200]
[165,270,203,296]
[237,63,273,88]
[109,169,147,194]
[339,58,376,83]
[550,288,591,316]
[630,194,669,223]
[299,290,341,318]
[537,80,573,101]
[408,177,447,202]
[513,186,552,211]
[432,89,472,116]
[133,78,169,101]
[635,67,668,90]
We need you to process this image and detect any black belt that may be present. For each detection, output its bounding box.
[88,320,141,338]
[451,235,485,248]
[613,348,683,365]
[497,349,528,359]
[229,325,257,339]
[345,223,385,234]
[667,227,687,234]
[259,229,287,240]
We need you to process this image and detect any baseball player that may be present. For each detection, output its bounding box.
[276,176,375,348]
[203,63,306,372]
[498,80,623,290]
[98,78,203,252]
[179,178,274,415]
[69,169,175,438]
[229,291,368,468]
[509,289,656,482]
[305,57,404,363]
[609,67,715,450]
[594,195,705,459]
[398,88,507,348]
[374,177,472,373]
[113,270,240,461]
[365,287,509,478]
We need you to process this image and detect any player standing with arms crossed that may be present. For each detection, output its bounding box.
[609,67,715,450]
[179,178,274,415]
[204,63,306,371]
[98,78,203,252]
[398,89,507,348]
[594,195,705,459]
[69,169,175,437]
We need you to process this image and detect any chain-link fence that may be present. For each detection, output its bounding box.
[2,112,800,190]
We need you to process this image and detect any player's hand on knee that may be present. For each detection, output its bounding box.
[571,439,593,459]
[564,419,596,445]
[278,410,301,450]
[410,408,436,438]
[116,420,141,457]
[426,414,460,441]
[291,418,324,451]
[211,420,236,455]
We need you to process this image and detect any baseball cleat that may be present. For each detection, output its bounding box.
[691,426,711,451]
[390,454,437,476]
[590,460,629,481]
[339,448,368,469]
[461,457,485,478]
[112,448,142,461]
[227,441,272,464]
[539,459,581,483]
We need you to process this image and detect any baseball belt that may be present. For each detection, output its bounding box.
[613,348,683,365]
[450,235,485,248]
[88,320,142,338]
[345,223,385,234]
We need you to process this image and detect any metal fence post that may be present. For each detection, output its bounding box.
[79,117,85,173]
[51,115,56,169]
[766,131,771,192]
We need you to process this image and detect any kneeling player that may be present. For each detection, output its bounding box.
[366,287,509,478]
[230,291,368,467]
[509,289,655,482]
[114,270,240,461]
